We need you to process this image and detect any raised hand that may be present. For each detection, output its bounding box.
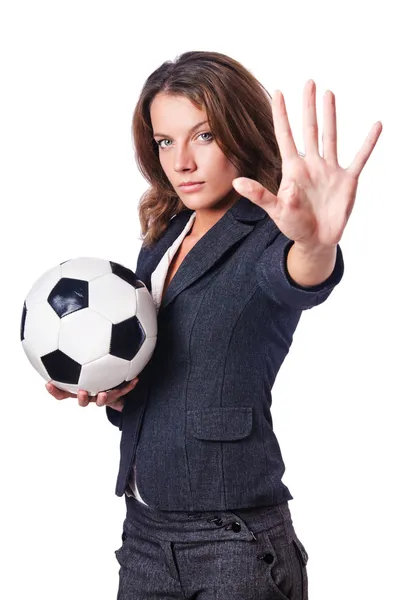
[232,80,382,250]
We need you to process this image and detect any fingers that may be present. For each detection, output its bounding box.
[96,377,140,407]
[77,389,92,407]
[347,121,383,179]
[96,391,108,407]
[303,79,319,157]
[46,382,76,400]
[122,377,140,394]
[45,377,140,407]
[272,89,298,162]
[322,90,338,164]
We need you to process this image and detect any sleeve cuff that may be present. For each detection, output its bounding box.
[105,405,123,430]
[256,234,344,310]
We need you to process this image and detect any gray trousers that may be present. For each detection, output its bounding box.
[115,495,309,599]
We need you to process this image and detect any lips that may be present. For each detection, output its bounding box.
[178,182,205,193]
[179,182,204,187]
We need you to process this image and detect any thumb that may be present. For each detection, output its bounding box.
[232,177,277,211]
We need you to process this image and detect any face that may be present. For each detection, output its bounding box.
[150,93,240,213]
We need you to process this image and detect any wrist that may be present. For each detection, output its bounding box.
[292,240,337,258]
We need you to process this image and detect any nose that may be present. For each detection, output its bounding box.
[173,145,196,173]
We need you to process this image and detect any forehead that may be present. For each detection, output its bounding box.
[150,93,207,132]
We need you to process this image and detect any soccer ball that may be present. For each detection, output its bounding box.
[20,257,157,396]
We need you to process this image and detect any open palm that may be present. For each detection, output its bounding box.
[233,80,382,248]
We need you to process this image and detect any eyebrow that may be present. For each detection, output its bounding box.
[153,120,209,138]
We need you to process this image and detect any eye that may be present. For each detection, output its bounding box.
[155,132,213,149]
[156,138,172,149]
[198,132,213,142]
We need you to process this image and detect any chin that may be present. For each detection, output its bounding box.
[181,191,232,209]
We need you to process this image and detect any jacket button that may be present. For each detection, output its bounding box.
[231,521,241,532]
[263,553,274,564]
[257,553,275,564]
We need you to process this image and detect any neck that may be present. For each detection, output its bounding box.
[189,191,240,239]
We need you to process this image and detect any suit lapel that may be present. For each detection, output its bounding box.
[159,196,269,311]
[136,210,195,292]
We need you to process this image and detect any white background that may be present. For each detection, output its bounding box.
[0,1,395,598]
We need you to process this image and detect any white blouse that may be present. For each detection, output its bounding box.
[127,211,197,505]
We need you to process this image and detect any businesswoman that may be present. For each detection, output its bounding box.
[46,51,381,599]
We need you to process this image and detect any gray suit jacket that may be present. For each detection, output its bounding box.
[106,196,344,511]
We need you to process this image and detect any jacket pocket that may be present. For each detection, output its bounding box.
[292,535,309,600]
[292,536,309,567]
[187,407,253,441]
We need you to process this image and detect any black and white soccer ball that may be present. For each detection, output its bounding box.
[20,257,157,396]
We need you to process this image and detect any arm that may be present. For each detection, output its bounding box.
[255,231,344,310]
[286,241,338,287]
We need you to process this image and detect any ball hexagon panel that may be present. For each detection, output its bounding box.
[110,261,145,288]
[23,301,60,358]
[25,264,62,310]
[135,287,157,337]
[127,336,157,380]
[48,278,89,318]
[42,349,82,384]
[78,354,131,395]
[59,308,112,364]
[61,257,112,281]
[21,338,51,381]
[89,273,137,324]
[110,315,145,360]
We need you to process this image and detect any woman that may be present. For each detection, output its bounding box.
[46,51,382,599]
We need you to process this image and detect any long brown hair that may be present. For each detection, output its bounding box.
[132,50,283,248]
